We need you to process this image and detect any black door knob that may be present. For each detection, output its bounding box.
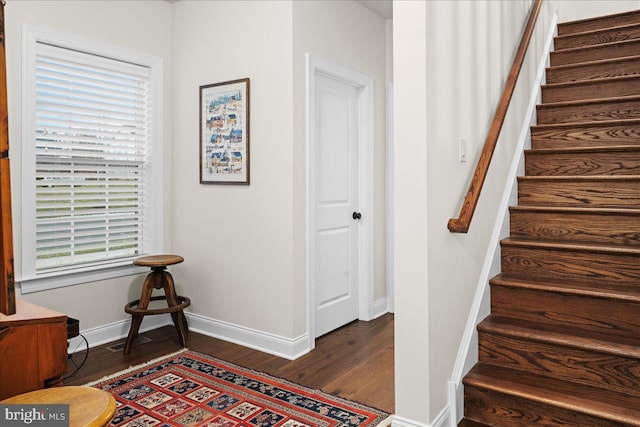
[352,211,362,220]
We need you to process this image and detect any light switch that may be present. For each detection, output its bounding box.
[459,138,467,162]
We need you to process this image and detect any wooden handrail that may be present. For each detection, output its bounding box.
[448,0,543,233]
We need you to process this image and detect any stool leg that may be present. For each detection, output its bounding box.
[124,272,156,354]
[161,271,188,347]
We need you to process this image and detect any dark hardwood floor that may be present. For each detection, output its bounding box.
[64,313,394,414]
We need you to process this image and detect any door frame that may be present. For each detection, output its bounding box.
[306,54,375,350]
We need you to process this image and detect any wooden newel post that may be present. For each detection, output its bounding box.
[0,0,16,316]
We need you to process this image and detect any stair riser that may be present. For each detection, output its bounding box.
[501,245,640,286]
[554,25,640,50]
[518,178,640,208]
[542,79,640,103]
[525,151,640,176]
[546,57,640,84]
[491,284,640,337]
[464,385,624,427]
[510,209,640,245]
[536,99,640,124]
[551,40,640,66]
[558,11,640,36]
[531,124,640,149]
[479,331,640,397]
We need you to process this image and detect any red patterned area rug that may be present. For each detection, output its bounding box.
[88,349,391,427]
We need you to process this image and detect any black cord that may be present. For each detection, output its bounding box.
[64,333,89,380]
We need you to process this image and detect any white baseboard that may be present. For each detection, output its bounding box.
[372,297,390,319]
[392,415,429,427]
[391,407,449,427]
[68,314,172,352]
[67,312,310,361]
[431,407,451,427]
[185,312,310,360]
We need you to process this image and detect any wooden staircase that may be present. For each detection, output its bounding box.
[460,9,640,427]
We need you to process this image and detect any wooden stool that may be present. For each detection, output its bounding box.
[1,386,116,427]
[124,255,190,354]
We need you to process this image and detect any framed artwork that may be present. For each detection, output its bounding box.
[199,78,250,185]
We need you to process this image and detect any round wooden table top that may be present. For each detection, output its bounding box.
[1,386,117,427]
[134,254,184,267]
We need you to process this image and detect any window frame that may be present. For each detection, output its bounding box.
[19,24,164,293]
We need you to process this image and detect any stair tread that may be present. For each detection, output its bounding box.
[547,54,640,72]
[479,315,640,358]
[525,144,640,154]
[532,117,640,131]
[542,74,640,103]
[558,9,640,35]
[509,205,640,213]
[491,273,640,303]
[543,73,640,90]
[551,37,640,55]
[518,174,640,181]
[550,38,640,67]
[501,236,640,256]
[556,21,640,40]
[464,363,640,425]
[537,93,640,108]
[554,22,640,51]
[545,56,640,85]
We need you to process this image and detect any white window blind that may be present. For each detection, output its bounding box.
[33,42,151,272]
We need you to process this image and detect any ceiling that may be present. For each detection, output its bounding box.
[356,0,392,19]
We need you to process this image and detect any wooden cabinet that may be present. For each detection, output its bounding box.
[0,300,67,400]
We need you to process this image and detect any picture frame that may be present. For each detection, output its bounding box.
[199,78,250,185]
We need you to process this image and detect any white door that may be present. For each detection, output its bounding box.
[314,73,360,338]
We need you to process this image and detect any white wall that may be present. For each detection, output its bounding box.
[393,1,429,423]
[553,0,639,22]
[291,0,389,332]
[6,1,173,330]
[171,1,296,339]
[394,0,550,424]
[385,18,394,313]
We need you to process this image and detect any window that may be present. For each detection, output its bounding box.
[20,26,163,292]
